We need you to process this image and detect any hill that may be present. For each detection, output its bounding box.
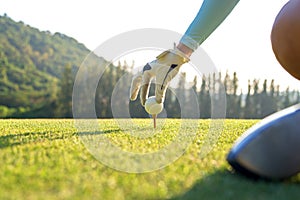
[0,15,104,117]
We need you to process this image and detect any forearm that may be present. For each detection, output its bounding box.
[180,0,240,51]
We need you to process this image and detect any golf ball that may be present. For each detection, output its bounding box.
[145,96,163,115]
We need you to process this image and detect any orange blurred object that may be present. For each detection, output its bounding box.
[271,0,300,80]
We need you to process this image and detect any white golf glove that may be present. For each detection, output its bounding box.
[130,48,190,106]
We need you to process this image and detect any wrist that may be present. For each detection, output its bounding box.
[171,47,190,64]
[177,43,194,58]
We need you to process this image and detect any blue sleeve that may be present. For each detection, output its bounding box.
[180,0,240,51]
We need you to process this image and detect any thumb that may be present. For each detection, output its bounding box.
[140,71,152,106]
[130,72,142,101]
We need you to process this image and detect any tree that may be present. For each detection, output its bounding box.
[283,87,291,108]
[227,72,240,118]
[199,75,211,118]
[56,64,74,117]
[267,79,277,114]
[260,79,274,117]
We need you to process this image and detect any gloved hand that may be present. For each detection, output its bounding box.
[130,48,190,106]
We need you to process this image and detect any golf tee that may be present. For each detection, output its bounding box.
[153,114,157,128]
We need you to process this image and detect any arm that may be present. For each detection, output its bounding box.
[180,0,240,53]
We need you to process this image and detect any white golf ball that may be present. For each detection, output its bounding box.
[145,96,163,115]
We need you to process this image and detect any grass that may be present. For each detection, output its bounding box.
[0,119,300,200]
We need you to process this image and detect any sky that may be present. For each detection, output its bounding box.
[1,0,299,93]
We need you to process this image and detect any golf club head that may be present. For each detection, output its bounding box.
[227,103,300,180]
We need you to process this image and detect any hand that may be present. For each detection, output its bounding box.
[130,48,190,106]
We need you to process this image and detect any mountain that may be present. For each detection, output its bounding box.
[0,14,104,117]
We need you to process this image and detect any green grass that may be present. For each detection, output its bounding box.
[0,119,300,200]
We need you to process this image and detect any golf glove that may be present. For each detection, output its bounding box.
[130,48,190,106]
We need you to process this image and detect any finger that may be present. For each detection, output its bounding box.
[130,73,142,101]
[155,79,167,104]
[155,65,179,103]
[140,71,152,106]
[155,72,169,104]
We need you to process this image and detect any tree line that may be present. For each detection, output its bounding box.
[1,61,299,119]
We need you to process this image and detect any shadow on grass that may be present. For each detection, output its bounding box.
[0,132,66,149]
[78,128,122,136]
[171,169,300,200]
[77,127,155,136]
